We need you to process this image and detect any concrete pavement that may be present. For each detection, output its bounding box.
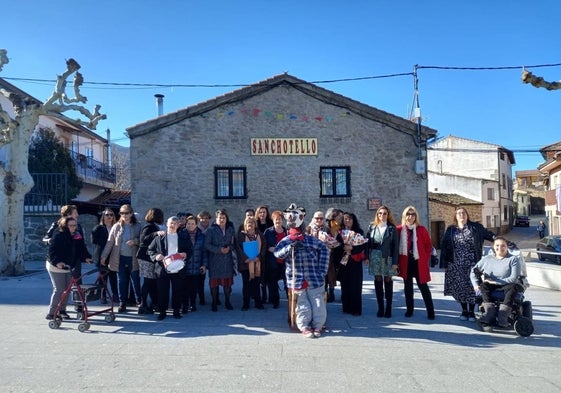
[1,254,560,393]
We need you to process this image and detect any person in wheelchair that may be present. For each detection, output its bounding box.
[470,236,522,327]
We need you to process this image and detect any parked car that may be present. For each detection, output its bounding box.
[515,215,530,227]
[536,235,561,264]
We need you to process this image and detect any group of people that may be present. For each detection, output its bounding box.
[44,202,524,336]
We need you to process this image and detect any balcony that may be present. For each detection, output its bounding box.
[70,150,116,187]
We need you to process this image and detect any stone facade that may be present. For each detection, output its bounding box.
[127,74,437,230]
[428,192,484,248]
[24,213,98,263]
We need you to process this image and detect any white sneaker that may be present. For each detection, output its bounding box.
[312,329,322,338]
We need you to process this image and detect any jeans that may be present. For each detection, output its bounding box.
[117,255,141,305]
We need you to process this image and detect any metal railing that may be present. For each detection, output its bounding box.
[24,173,67,214]
[519,248,561,264]
[69,150,116,184]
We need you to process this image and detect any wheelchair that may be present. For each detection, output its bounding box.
[473,250,534,337]
[473,245,535,337]
[475,283,534,337]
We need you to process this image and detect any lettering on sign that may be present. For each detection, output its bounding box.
[251,138,318,156]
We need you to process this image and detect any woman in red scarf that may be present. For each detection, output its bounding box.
[397,205,435,320]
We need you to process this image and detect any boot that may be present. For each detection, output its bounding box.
[224,286,233,310]
[327,287,335,303]
[497,304,512,327]
[404,279,414,317]
[420,284,435,320]
[210,287,219,312]
[374,280,384,317]
[384,279,393,318]
[479,302,497,325]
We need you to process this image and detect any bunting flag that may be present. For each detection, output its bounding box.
[198,106,350,122]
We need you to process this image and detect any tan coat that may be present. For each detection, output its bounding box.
[101,221,141,272]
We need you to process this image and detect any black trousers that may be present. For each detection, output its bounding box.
[338,260,363,315]
[480,282,521,307]
[241,270,262,307]
[183,275,199,308]
[157,271,186,313]
[403,255,434,315]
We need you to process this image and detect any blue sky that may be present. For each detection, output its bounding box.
[2,0,560,170]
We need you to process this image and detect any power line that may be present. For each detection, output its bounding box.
[2,62,560,90]
[418,62,561,71]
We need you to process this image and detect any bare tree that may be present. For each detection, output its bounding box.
[522,69,561,91]
[0,49,106,276]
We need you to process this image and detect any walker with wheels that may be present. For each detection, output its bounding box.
[48,267,115,332]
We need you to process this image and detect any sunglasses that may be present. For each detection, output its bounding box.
[120,211,132,215]
[104,213,114,217]
[378,212,388,216]
[406,212,416,216]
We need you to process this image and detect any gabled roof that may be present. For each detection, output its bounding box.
[0,77,43,106]
[428,192,482,206]
[87,190,131,206]
[72,190,131,216]
[540,140,561,153]
[126,73,438,139]
[429,134,515,164]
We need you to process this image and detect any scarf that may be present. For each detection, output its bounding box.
[289,228,305,242]
[399,224,419,260]
[309,223,322,238]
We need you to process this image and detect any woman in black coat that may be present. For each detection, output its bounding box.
[137,208,165,314]
[91,208,117,302]
[148,216,191,320]
[439,207,495,321]
[46,217,92,320]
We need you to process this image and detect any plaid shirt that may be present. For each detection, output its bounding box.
[274,234,329,290]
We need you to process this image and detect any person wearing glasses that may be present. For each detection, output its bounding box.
[91,208,118,303]
[264,210,288,309]
[148,216,191,320]
[397,206,435,320]
[439,207,495,321]
[338,212,366,316]
[100,204,142,313]
[365,205,399,318]
[46,217,92,320]
[324,208,345,303]
[43,205,86,287]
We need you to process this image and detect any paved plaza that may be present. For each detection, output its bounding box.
[1,257,560,393]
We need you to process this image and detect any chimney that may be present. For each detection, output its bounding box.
[155,94,164,116]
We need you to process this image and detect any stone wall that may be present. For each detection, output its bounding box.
[24,213,98,262]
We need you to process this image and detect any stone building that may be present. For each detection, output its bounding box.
[126,74,437,229]
[428,192,483,248]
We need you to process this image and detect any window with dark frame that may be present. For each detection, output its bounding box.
[214,167,247,199]
[320,166,351,197]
